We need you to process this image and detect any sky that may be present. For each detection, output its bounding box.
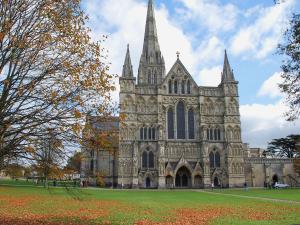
[81,0,300,148]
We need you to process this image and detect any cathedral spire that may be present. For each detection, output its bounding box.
[142,0,160,60]
[138,0,165,85]
[122,44,133,78]
[222,50,235,82]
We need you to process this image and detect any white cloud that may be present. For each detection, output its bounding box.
[230,1,295,59]
[177,0,239,33]
[197,65,222,86]
[258,72,283,98]
[240,100,300,148]
[196,36,224,66]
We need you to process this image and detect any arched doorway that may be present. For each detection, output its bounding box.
[166,175,173,188]
[194,175,202,188]
[214,177,219,187]
[175,167,191,188]
[272,174,278,185]
[146,177,151,188]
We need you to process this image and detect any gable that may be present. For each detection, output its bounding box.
[160,59,198,95]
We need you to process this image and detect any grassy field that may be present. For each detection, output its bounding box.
[0,183,299,225]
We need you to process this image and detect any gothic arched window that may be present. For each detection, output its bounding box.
[187,80,191,94]
[167,108,174,139]
[168,80,172,94]
[177,101,185,139]
[217,129,221,140]
[181,80,185,94]
[215,152,220,167]
[142,151,148,168]
[148,127,152,140]
[143,127,147,140]
[140,128,143,140]
[188,109,195,139]
[174,80,178,94]
[153,71,157,84]
[209,152,214,168]
[214,129,218,140]
[148,151,154,168]
[209,128,213,140]
[152,127,156,140]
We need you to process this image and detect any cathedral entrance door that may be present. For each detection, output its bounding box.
[146,177,151,188]
[214,177,219,187]
[175,167,191,188]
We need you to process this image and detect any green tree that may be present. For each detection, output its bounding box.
[278,13,300,121]
[267,135,300,158]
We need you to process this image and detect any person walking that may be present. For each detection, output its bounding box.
[211,182,214,191]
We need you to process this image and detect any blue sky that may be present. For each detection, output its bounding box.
[81,0,300,148]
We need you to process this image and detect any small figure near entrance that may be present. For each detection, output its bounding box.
[211,182,214,191]
[244,182,248,191]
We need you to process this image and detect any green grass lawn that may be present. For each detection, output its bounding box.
[0,182,299,225]
[212,188,300,201]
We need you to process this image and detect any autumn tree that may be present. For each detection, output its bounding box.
[0,0,116,169]
[65,151,82,173]
[30,130,65,185]
[267,135,300,158]
[6,163,24,179]
[277,13,300,121]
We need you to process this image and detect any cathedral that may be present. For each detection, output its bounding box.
[80,0,300,189]
[118,0,244,188]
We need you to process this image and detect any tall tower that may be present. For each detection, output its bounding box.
[221,50,245,187]
[138,0,165,85]
[118,45,136,188]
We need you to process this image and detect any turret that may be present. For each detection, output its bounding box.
[221,50,236,83]
[122,44,134,78]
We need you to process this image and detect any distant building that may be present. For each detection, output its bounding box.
[81,116,119,187]
[81,0,300,188]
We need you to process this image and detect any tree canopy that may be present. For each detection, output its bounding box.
[267,135,300,158]
[0,0,117,168]
[278,13,300,121]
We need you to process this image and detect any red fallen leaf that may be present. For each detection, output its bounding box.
[0,32,4,41]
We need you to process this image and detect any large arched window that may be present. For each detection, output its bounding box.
[148,151,154,168]
[215,152,220,167]
[168,108,174,139]
[188,109,195,139]
[181,80,185,94]
[142,149,154,169]
[142,151,148,168]
[177,101,185,139]
[174,80,178,94]
[187,80,191,94]
[209,152,214,168]
[153,71,157,84]
[168,80,172,94]
[210,151,221,168]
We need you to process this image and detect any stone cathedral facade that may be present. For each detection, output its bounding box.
[81,0,300,189]
[118,0,244,189]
